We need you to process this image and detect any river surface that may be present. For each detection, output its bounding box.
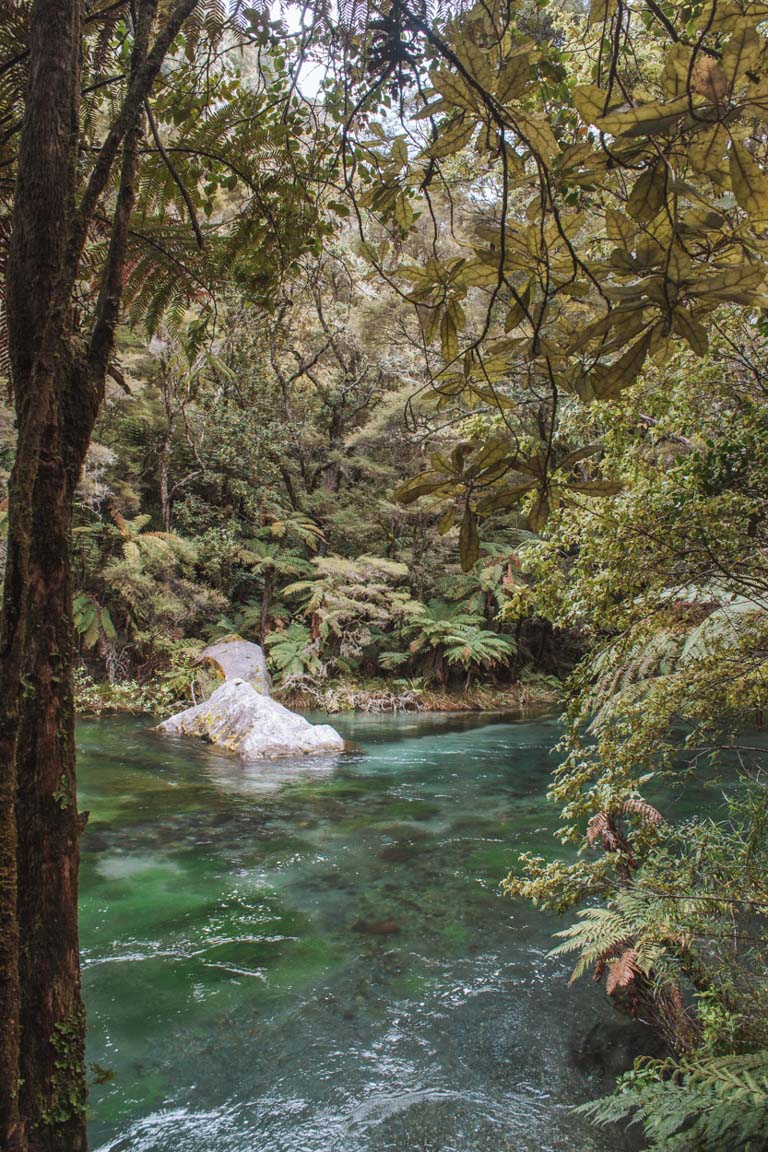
[79,711,647,1152]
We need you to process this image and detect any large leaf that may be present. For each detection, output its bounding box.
[722,23,762,88]
[426,114,477,160]
[689,123,729,176]
[516,111,559,161]
[396,472,451,504]
[573,84,611,124]
[589,0,617,25]
[579,331,652,401]
[627,163,667,222]
[596,96,691,139]
[729,139,768,223]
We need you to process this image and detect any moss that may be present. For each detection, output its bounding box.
[39,1009,86,1128]
[53,772,72,810]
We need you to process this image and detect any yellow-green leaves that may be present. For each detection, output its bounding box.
[496,55,531,104]
[690,123,730,177]
[576,332,653,402]
[588,0,617,25]
[516,111,560,162]
[627,162,668,222]
[729,139,768,223]
[722,22,763,90]
[573,84,611,123]
[595,96,692,139]
[425,114,476,159]
[429,66,478,114]
[672,309,709,356]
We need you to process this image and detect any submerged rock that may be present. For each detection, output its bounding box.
[197,635,271,695]
[157,679,345,760]
[351,918,401,935]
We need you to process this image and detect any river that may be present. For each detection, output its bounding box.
[78,710,646,1151]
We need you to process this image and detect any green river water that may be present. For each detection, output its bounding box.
[79,710,648,1152]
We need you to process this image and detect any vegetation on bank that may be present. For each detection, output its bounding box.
[73,666,562,716]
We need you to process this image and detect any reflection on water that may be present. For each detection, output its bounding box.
[79,711,643,1152]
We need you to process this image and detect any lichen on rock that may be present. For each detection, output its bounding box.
[157,679,345,760]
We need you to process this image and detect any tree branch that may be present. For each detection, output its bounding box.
[144,98,205,250]
[72,0,201,263]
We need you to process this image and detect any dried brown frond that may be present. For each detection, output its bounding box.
[605,947,639,995]
[620,798,664,826]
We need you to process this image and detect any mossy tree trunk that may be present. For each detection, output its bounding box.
[0,4,83,1146]
[0,1,199,1147]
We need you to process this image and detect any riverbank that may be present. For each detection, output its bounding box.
[74,669,562,718]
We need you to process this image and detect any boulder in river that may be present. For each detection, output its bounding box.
[157,679,346,760]
[197,635,271,695]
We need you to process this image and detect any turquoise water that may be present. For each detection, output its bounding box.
[79,711,645,1152]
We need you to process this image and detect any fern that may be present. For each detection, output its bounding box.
[264,622,323,682]
[551,887,667,988]
[580,1051,768,1151]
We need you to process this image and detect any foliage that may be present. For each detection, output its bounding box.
[264,622,323,681]
[502,326,768,1129]
[392,597,516,683]
[579,1051,768,1152]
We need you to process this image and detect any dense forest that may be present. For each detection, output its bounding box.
[1,0,768,1150]
[0,237,564,714]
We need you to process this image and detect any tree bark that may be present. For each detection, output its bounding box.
[260,571,274,641]
[159,360,174,532]
[0,0,189,1145]
[0,2,82,1147]
[15,366,94,1152]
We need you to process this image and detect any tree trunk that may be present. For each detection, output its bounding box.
[15,370,95,1152]
[159,433,172,532]
[0,0,169,1143]
[0,1,82,1146]
[260,572,274,641]
[159,361,174,532]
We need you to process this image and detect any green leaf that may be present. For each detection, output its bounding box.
[440,309,459,361]
[429,67,478,113]
[627,163,667,222]
[689,123,729,176]
[504,283,532,331]
[567,479,623,497]
[426,113,476,159]
[496,56,530,104]
[516,112,559,161]
[454,39,495,92]
[596,96,691,139]
[573,84,610,124]
[476,480,536,514]
[394,192,414,232]
[722,22,762,88]
[527,490,550,533]
[396,472,448,504]
[581,331,652,400]
[437,508,456,535]
[729,139,768,223]
[589,0,617,25]
[690,262,767,302]
[672,308,709,355]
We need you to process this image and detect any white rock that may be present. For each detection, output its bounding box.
[157,679,345,760]
[198,636,271,695]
